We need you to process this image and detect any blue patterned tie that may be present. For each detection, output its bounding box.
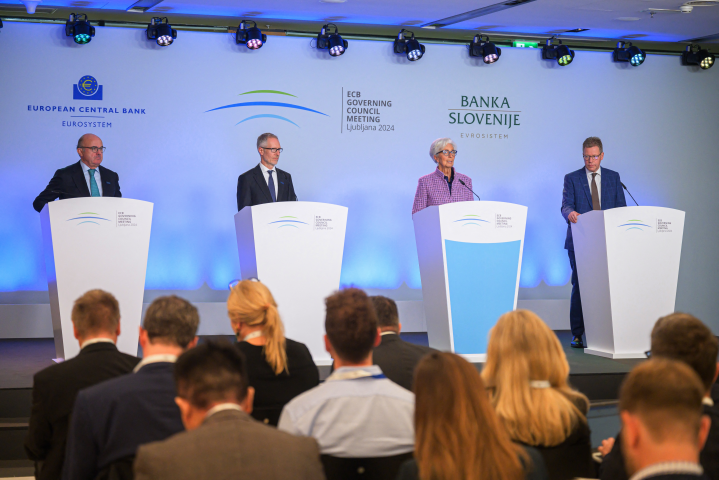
[88,169,100,197]
[267,170,276,202]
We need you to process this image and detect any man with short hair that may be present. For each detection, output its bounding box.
[133,341,325,480]
[24,290,139,480]
[561,136,627,348]
[278,288,415,458]
[33,134,122,212]
[63,295,201,480]
[370,295,434,391]
[618,358,711,480]
[236,132,298,211]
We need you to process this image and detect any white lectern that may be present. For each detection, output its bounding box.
[571,206,685,359]
[40,198,153,360]
[234,202,348,364]
[413,201,527,361]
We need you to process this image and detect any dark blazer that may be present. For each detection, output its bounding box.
[33,161,122,213]
[372,334,435,391]
[24,342,139,480]
[62,362,184,480]
[561,166,626,251]
[237,164,297,211]
[133,409,326,480]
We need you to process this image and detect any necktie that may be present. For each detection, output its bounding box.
[267,170,277,202]
[591,173,600,210]
[89,169,100,197]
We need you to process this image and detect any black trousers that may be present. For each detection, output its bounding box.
[567,249,585,338]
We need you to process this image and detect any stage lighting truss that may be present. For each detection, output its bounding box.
[394,29,425,61]
[65,13,95,45]
[682,44,715,70]
[316,24,348,57]
[146,17,177,46]
[469,34,501,64]
[236,20,266,49]
[542,37,574,66]
[613,41,646,66]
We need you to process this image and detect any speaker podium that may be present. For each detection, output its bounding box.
[413,201,527,361]
[40,198,153,360]
[234,202,348,364]
[571,206,685,358]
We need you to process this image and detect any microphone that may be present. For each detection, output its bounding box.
[620,182,639,206]
[458,179,480,201]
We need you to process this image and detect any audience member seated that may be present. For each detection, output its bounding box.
[396,351,548,480]
[599,313,719,480]
[617,358,711,480]
[228,280,319,425]
[481,310,594,480]
[63,295,200,480]
[369,295,434,391]
[278,288,414,460]
[133,341,325,480]
[24,290,140,480]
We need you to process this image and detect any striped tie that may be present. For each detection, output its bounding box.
[89,169,100,197]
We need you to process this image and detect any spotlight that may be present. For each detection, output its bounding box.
[236,20,266,49]
[146,17,176,46]
[613,41,645,66]
[682,44,714,70]
[393,29,425,61]
[469,34,501,64]
[542,37,574,66]
[65,13,95,45]
[316,24,348,56]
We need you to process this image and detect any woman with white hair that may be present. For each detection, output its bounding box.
[411,137,474,215]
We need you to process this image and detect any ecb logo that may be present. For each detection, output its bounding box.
[73,75,103,100]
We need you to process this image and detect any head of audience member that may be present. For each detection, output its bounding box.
[174,341,254,430]
[482,309,589,447]
[371,295,401,334]
[414,352,526,480]
[76,133,104,169]
[141,295,199,358]
[227,280,287,375]
[650,312,719,395]
[71,289,121,346]
[620,358,711,476]
[324,288,380,368]
[256,132,281,169]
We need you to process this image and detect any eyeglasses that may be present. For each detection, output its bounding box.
[261,147,283,154]
[79,146,106,153]
[583,154,601,161]
[439,150,458,156]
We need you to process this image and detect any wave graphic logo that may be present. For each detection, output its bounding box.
[205,90,328,128]
[453,214,490,227]
[67,212,111,226]
[268,216,308,229]
[618,219,651,232]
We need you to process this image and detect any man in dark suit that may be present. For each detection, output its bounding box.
[237,132,297,211]
[370,296,434,391]
[63,295,200,480]
[133,341,325,480]
[560,136,627,348]
[24,290,139,480]
[33,134,122,213]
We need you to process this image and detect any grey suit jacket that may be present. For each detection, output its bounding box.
[133,409,325,480]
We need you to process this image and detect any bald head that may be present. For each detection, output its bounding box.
[76,134,104,169]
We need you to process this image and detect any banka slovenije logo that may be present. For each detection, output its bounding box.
[73,75,103,100]
[449,95,522,142]
[206,90,328,128]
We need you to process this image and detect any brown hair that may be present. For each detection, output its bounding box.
[143,295,199,349]
[651,312,719,391]
[414,352,526,480]
[71,289,120,337]
[582,136,603,152]
[325,288,378,363]
[371,295,399,329]
[227,281,287,375]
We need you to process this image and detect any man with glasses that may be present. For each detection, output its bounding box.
[33,133,121,212]
[561,136,626,348]
[237,133,298,211]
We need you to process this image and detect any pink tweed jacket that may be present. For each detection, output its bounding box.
[412,167,473,215]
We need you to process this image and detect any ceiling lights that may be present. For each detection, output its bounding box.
[236,20,266,49]
[394,29,425,61]
[613,41,646,66]
[682,44,715,70]
[316,24,348,57]
[146,17,176,46]
[469,34,501,64]
[65,13,94,44]
[542,37,574,66]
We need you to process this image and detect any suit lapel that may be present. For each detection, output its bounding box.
[98,166,113,197]
[276,170,287,202]
[72,161,91,197]
[600,170,609,210]
[252,165,274,203]
[578,169,593,207]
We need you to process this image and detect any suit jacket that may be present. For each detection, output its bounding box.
[237,164,297,211]
[133,409,326,480]
[62,362,184,480]
[372,334,435,391]
[33,161,122,212]
[560,166,626,251]
[24,342,139,480]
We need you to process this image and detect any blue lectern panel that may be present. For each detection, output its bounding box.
[445,239,521,354]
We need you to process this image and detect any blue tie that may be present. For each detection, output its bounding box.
[267,170,276,202]
[88,169,100,197]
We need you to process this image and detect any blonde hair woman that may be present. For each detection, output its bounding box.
[482,310,594,480]
[227,280,318,426]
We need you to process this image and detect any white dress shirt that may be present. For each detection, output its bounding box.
[80,161,103,196]
[259,162,279,199]
[585,166,601,208]
[80,337,115,349]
